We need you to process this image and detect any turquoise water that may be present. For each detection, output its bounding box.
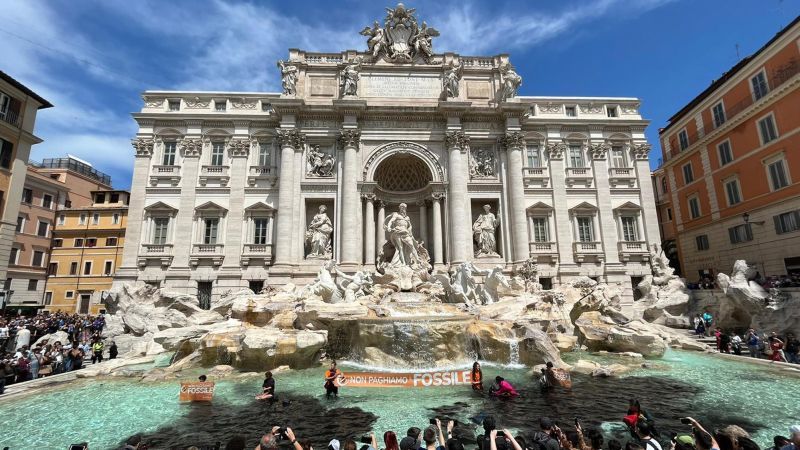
[0,350,798,449]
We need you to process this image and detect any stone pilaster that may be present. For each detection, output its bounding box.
[168,137,203,279]
[273,129,304,268]
[633,143,660,247]
[115,137,154,283]
[445,130,470,264]
[363,194,376,266]
[501,131,529,263]
[431,192,445,267]
[219,138,250,276]
[590,141,620,265]
[376,201,386,250]
[417,200,428,247]
[547,140,575,266]
[338,129,361,268]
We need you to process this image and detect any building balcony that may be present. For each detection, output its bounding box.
[0,108,21,128]
[565,167,593,188]
[199,165,230,187]
[138,243,174,267]
[149,165,181,186]
[522,167,550,188]
[241,242,274,266]
[608,167,637,188]
[190,243,224,266]
[617,241,650,262]
[572,241,604,263]
[247,165,277,187]
[528,241,558,263]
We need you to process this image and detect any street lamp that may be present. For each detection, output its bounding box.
[742,212,765,226]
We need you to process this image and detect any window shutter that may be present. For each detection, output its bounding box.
[745,224,753,241]
[774,215,783,234]
[728,227,736,244]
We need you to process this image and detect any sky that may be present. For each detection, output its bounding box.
[2,0,798,189]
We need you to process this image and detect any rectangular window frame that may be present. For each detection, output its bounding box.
[526,145,541,168]
[92,213,100,225]
[696,235,710,251]
[211,142,225,166]
[610,145,626,168]
[711,101,726,128]
[44,291,53,306]
[31,250,44,267]
[258,141,271,167]
[203,218,219,245]
[153,217,170,245]
[36,220,49,237]
[606,105,618,118]
[8,247,19,265]
[162,141,177,166]
[568,144,585,168]
[729,223,753,244]
[253,218,269,245]
[27,279,38,291]
[678,129,689,151]
[531,217,549,243]
[774,211,800,235]
[620,216,638,242]
[21,188,33,204]
[58,214,65,226]
[83,261,92,275]
[42,193,53,209]
[688,195,701,219]
[723,177,742,206]
[717,140,733,166]
[750,69,769,101]
[74,238,84,248]
[65,290,74,299]
[103,260,114,276]
[565,105,577,117]
[69,262,78,275]
[577,216,594,242]
[682,162,694,184]
[106,237,118,246]
[756,112,778,145]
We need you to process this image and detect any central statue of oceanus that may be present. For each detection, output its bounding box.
[360,3,440,63]
[376,203,432,291]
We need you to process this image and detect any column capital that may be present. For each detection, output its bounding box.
[179,137,203,158]
[632,142,652,160]
[132,137,154,158]
[361,193,376,202]
[499,131,525,150]
[589,142,610,160]
[338,129,361,149]
[227,138,251,157]
[432,192,446,201]
[276,129,306,149]
[546,141,566,160]
[445,130,470,151]
[415,200,427,207]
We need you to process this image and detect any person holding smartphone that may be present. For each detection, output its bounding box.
[422,419,447,450]
[682,417,719,450]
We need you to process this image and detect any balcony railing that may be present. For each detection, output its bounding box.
[142,243,173,254]
[522,167,550,187]
[574,241,601,252]
[0,109,20,128]
[199,165,230,186]
[618,241,647,252]
[193,243,224,254]
[565,167,593,187]
[248,165,277,186]
[149,165,182,186]
[609,167,635,177]
[153,165,180,174]
[244,243,273,254]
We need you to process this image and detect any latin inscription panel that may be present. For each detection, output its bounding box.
[361,74,441,98]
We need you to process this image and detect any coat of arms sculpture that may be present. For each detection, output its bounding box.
[360,3,440,64]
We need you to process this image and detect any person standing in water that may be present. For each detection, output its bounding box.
[261,371,275,399]
[324,360,342,399]
[471,361,483,391]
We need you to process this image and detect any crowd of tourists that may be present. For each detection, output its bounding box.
[0,312,117,393]
[119,406,800,450]
[687,272,800,290]
[694,312,799,363]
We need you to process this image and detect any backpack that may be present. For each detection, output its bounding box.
[531,432,556,450]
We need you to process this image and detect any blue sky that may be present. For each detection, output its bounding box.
[2,0,798,189]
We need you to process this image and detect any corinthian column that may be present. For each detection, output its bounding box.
[363,194,376,266]
[339,129,361,268]
[431,192,444,266]
[115,138,154,283]
[221,138,250,270]
[501,131,529,263]
[445,130,470,264]
[273,129,304,267]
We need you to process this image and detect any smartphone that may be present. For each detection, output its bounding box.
[574,417,581,428]
[680,418,691,425]
[360,436,373,444]
[429,419,438,425]
[68,445,87,450]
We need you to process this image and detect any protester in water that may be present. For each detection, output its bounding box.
[261,371,275,399]
[198,374,207,382]
[471,361,483,391]
[324,360,342,399]
[538,368,552,390]
[488,376,518,398]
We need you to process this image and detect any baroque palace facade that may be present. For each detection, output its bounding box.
[115,4,659,305]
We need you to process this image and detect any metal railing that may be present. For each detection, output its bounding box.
[30,158,112,185]
[0,109,20,127]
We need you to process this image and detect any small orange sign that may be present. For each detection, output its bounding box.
[179,382,215,401]
[335,370,473,388]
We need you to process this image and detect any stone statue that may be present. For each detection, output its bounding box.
[334,265,374,302]
[305,205,333,258]
[473,205,500,257]
[448,262,481,304]
[444,61,462,98]
[383,203,423,269]
[480,265,510,304]
[717,260,768,301]
[306,145,335,177]
[303,260,342,303]
[499,63,522,101]
[469,148,495,178]
[361,3,439,64]
[360,21,387,59]
[340,57,362,97]
[411,21,439,63]
[277,60,298,96]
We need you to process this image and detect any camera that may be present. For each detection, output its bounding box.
[275,427,289,441]
[68,445,88,450]
[429,419,438,425]
[680,418,691,425]
[360,436,373,444]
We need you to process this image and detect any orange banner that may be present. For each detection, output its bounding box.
[179,382,215,401]
[335,370,473,388]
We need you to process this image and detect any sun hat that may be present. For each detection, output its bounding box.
[676,435,695,446]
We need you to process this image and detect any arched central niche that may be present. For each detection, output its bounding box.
[374,154,432,192]
[363,141,445,185]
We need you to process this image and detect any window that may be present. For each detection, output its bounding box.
[569,145,584,168]
[53,238,63,248]
[103,261,113,276]
[751,71,769,100]
[8,247,18,265]
[163,141,177,165]
[0,138,13,169]
[610,145,626,168]
[32,251,44,267]
[86,238,97,247]
[577,217,593,242]
[37,220,49,237]
[203,218,219,244]
[696,235,710,251]
[47,262,57,276]
[44,292,52,306]
[682,163,694,184]
[168,100,180,111]
[667,208,673,221]
[22,188,32,203]
[15,216,24,232]
[539,277,553,290]
[775,211,800,235]
[767,158,790,190]
[712,102,726,128]
[757,114,778,144]
[565,106,576,117]
[69,262,78,275]
[106,237,118,246]
[153,217,170,244]
[74,238,84,247]
[83,261,92,275]
[724,178,742,206]
[42,194,53,209]
[65,290,74,299]
[661,178,668,194]
[92,213,99,224]
[113,213,120,224]
[526,145,541,167]
[678,129,689,151]
[95,193,105,203]
[729,224,753,244]
[79,213,87,225]
[58,214,65,225]
[110,192,120,203]
[621,216,638,241]
[718,141,733,166]
[27,280,38,291]
[215,99,227,111]
[211,142,225,166]
[688,196,701,219]
[532,217,549,242]
[258,141,271,167]
[606,106,618,117]
[253,218,269,245]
